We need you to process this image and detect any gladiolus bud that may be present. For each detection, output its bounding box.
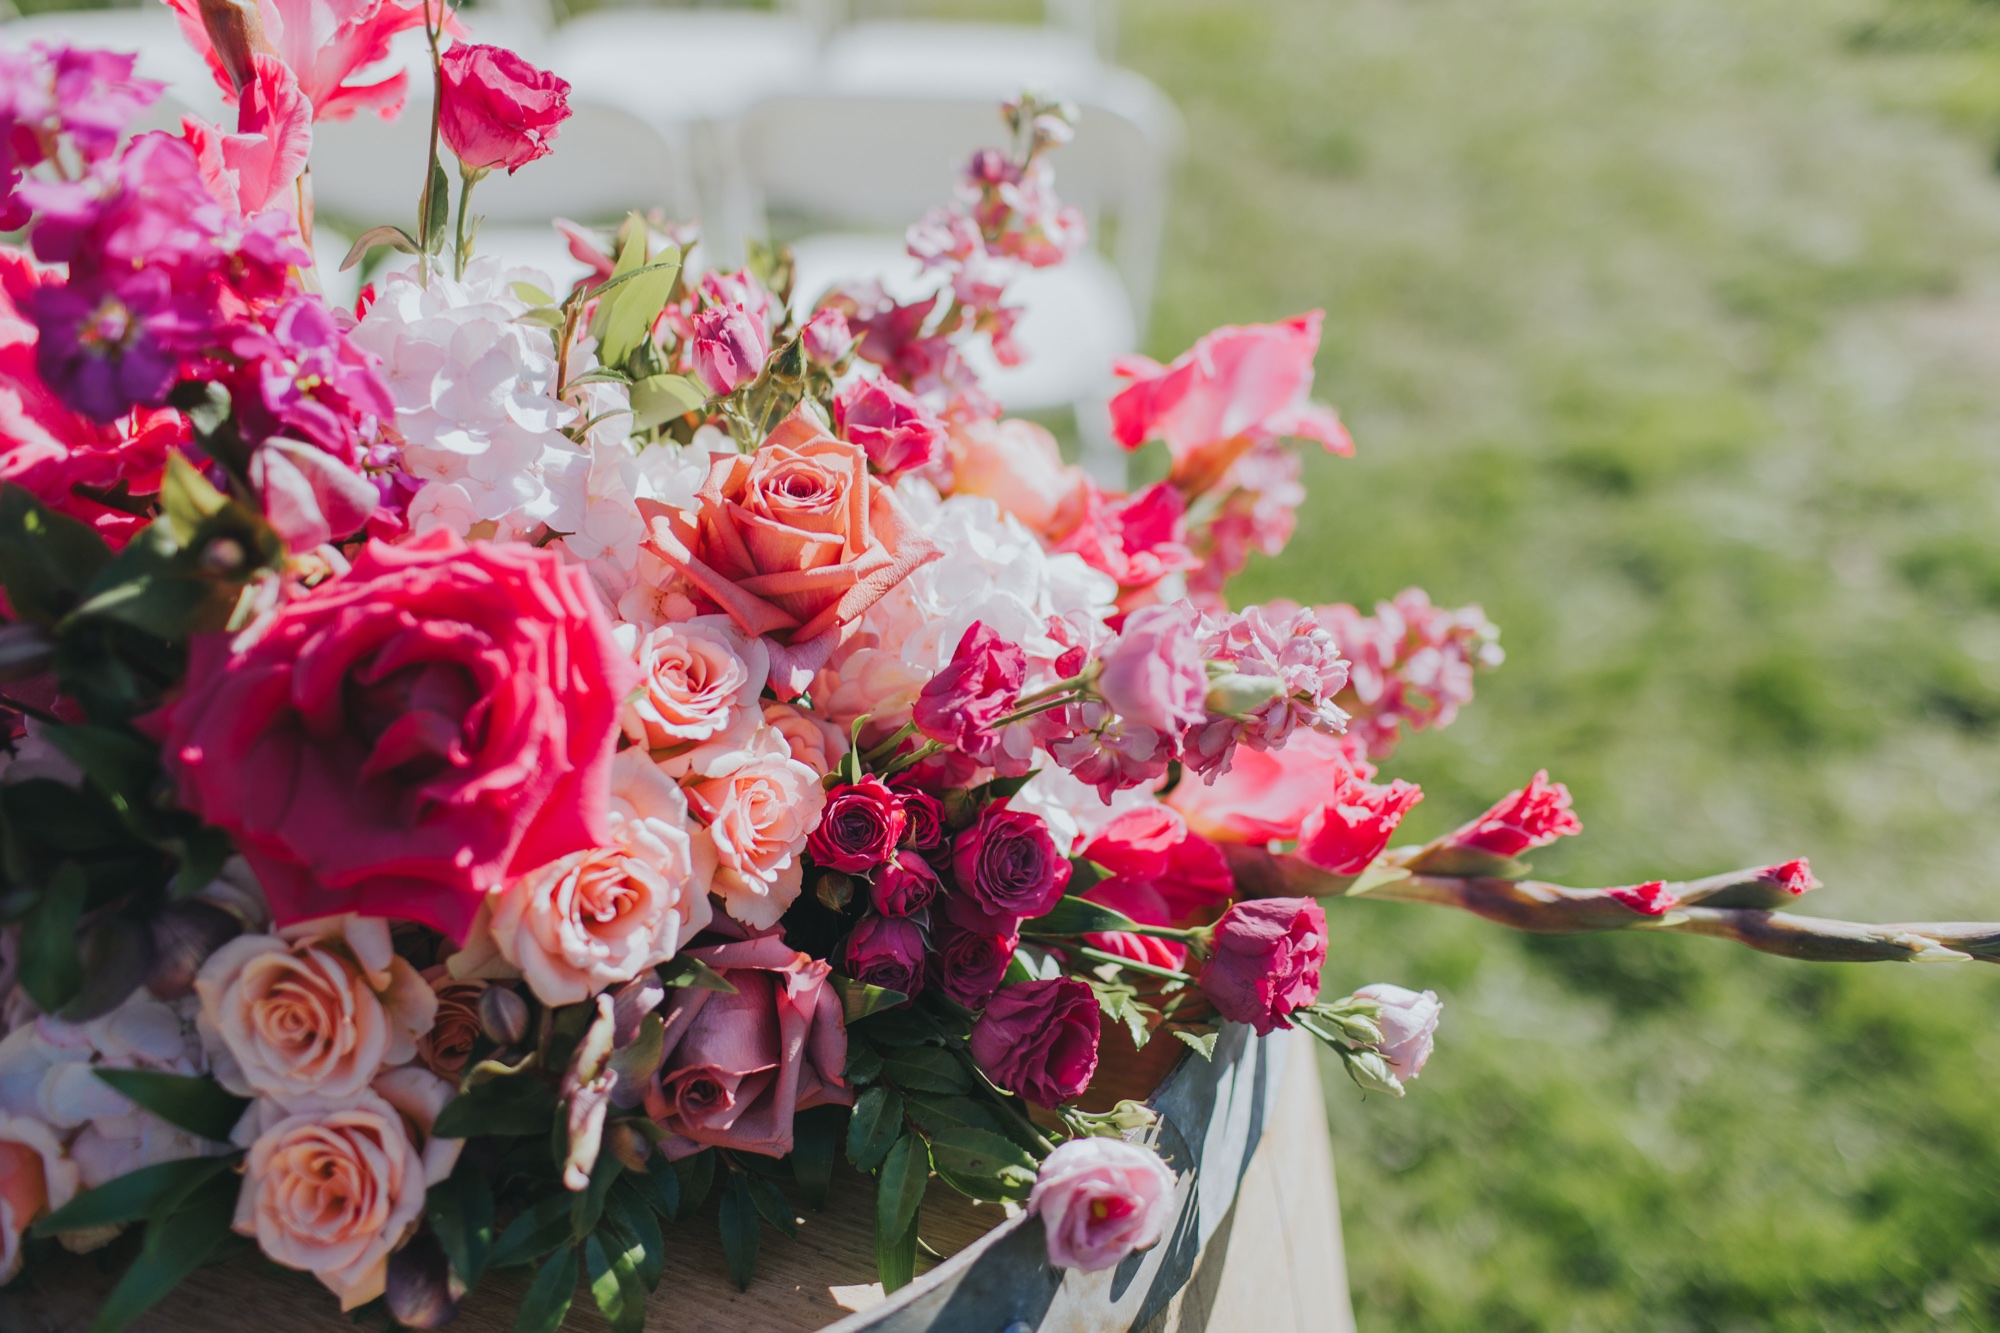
[478,985,530,1046]
[385,1230,465,1329]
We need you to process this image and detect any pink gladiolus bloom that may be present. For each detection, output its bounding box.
[1448,770,1582,858]
[1030,1137,1175,1273]
[1109,311,1352,459]
[1168,727,1374,844]
[1296,772,1423,876]
[1079,806,1232,970]
[1052,481,1199,596]
[1756,859,1819,896]
[1606,881,1677,916]
[182,54,312,215]
[165,0,432,123]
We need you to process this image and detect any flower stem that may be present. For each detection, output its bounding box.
[1074,944,1195,985]
[946,1044,1055,1156]
[860,720,919,768]
[452,165,483,281]
[416,0,446,286]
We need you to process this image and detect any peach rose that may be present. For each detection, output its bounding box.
[808,644,932,733]
[685,752,825,930]
[761,701,848,776]
[0,1112,77,1281]
[196,916,437,1104]
[640,406,941,696]
[232,1069,460,1311]
[414,967,486,1079]
[946,417,1087,536]
[620,616,770,777]
[482,749,715,1006]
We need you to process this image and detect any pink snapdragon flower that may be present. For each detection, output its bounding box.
[1030,1137,1175,1273]
[165,0,433,124]
[1447,770,1582,858]
[1109,311,1352,460]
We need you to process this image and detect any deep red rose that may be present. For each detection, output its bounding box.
[969,977,1098,1107]
[934,922,1016,1011]
[807,777,905,873]
[1446,769,1580,858]
[869,849,942,917]
[1197,898,1327,1036]
[912,621,1025,758]
[952,805,1071,928]
[842,914,927,998]
[156,530,632,941]
[438,43,571,175]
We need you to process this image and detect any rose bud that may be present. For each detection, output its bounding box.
[1197,898,1327,1036]
[416,968,486,1079]
[933,922,1015,1011]
[1295,773,1423,875]
[969,977,1099,1107]
[912,621,1025,758]
[800,307,855,367]
[1349,983,1441,1082]
[385,1228,464,1329]
[952,805,1072,928]
[1445,769,1580,858]
[1029,1137,1176,1273]
[145,899,243,1001]
[478,984,530,1047]
[895,787,947,851]
[843,914,927,998]
[833,375,945,479]
[870,850,943,917]
[690,303,768,398]
[808,777,906,873]
[438,43,572,175]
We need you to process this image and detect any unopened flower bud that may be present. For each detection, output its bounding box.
[201,536,247,575]
[605,1119,655,1173]
[0,623,56,683]
[145,900,244,1001]
[478,985,530,1046]
[1067,1099,1159,1138]
[816,871,855,913]
[1203,670,1285,719]
[385,1229,465,1329]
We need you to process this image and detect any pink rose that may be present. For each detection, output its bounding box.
[483,750,713,1006]
[1030,1136,1175,1273]
[641,408,942,695]
[1168,727,1373,844]
[945,417,1085,536]
[807,777,906,873]
[438,43,571,174]
[870,848,943,917]
[969,978,1098,1107]
[952,805,1072,930]
[842,914,927,998]
[158,531,635,942]
[801,307,855,367]
[690,303,769,398]
[414,967,485,1080]
[196,916,437,1103]
[1296,772,1423,875]
[833,375,944,479]
[761,700,847,775]
[1350,983,1441,1082]
[933,922,1014,1011]
[1079,806,1232,971]
[1198,899,1326,1036]
[1447,770,1580,858]
[642,936,851,1158]
[1109,312,1352,462]
[685,752,825,929]
[0,1112,77,1282]
[1096,601,1210,737]
[622,617,769,774]
[913,621,1026,759]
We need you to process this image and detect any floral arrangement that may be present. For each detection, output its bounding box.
[2,8,1996,1332]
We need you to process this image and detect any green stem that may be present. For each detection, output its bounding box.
[945,1043,1055,1156]
[1073,944,1196,985]
[453,165,484,281]
[416,0,446,286]
[861,721,919,768]
[880,739,946,778]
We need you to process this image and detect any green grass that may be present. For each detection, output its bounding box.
[1107,0,2000,1326]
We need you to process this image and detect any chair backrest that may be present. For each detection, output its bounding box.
[725,68,1177,329]
[827,0,1111,55]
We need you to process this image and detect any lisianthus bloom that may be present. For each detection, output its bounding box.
[157,531,634,941]
[952,805,1072,929]
[689,302,767,398]
[807,777,906,873]
[1446,770,1581,858]
[438,43,570,175]
[912,620,1026,758]
[166,0,432,124]
[833,374,944,479]
[640,406,941,695]
[970,978,1099,1107]
[842,913,927,998]
[1030,1137,1176,1273]
[1350,983,1441,1081]
[1198,898,1326,1036]
[644,936,851,1159]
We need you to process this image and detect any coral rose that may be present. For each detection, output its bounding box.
[642,936,851,1158]
[760,700,847,776]
[481,749,713,1006]
[640,406,941,695]
[0,1112,77,1282]
[196,916,436,1104]
[157,530,635,942]
[1030,1136,1176,1273]
[685,752,825,929]
[438,43,571,175]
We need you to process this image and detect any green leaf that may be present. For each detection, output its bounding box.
[717,1172,761,1292]
[489,1195,574,1269]
[846,1084,904,1172]
[981,770,1041,801]
[844,1044,883,1085]
[1023,895,1143,937]
[747,1176,798,1238]
[1172,1028,1219,1061]
[87,1174,236,1333]
[40,723,157,805]
[0,486,112,624]
[511,280,556,306]
[901,1093,1012,1140]
[923,1126,1038,1185]
[424,158,450,254]
[830,973,909,1024]
[875,1202,920,1294]
[659,955,737,994]
[630,374,710,429]
[875,1133,929,1248]
[427,1164,495,1286]
[636,1152,680,1221]
[585,1230,647,1333]
[605,1180,665,1288]
[571,1142,620,1241]
[34,1155,238,1237]
[513,1245,577,1333]
[340,224,420,269]
[18,861,85,1013]
[92,1069,247,1143]
[594,257,683,367]
[790,1104,842,1210]
[881,1047,972,1095]
[674,1148,715,1213]
[433,1073,559,1139]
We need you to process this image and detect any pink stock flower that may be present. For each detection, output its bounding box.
[1168,727,1374,845]
[1046,702,1175,801]
[1180,604,1349,780]
[1756,859,1820,896]
[0,44,164,226]
[157,530,635,942]
[807,777,906,873]
[438,43,570,175]
[1606,881,1677,916]
[870,849,942,917]
[1030,1137,1175,1273]
[969,978,1099,1107]
[1321,589,1502,759]
[833,374,944,479]
[800,306,854,367]
[1350,983,1440,1081]
[842,914,927,998]
[1109,311,1352,460]
[644,936,851,1159]
[1198,898,1327,1036]
[1447,770,1581,859]
[1186,440,1304,605]
[1079,806,1232,971]
[1051,481,1199,597]
[1296,771,1423,876]
[166,0,432,123]
[951,805,1073,929]
[912,621,1027,758]
[1096,601,1210,738]
[689,302,768,398]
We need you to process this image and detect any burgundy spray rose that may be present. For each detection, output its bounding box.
[934,923,1015,1011]
[438,43,571,175]
[807,777,905,873]
[869,849,942,917]
[969,978,1099,1107]
[842,914,927,998]
[1197,898,1326,1036]
[895,787,946,851]
[952,805,1071,928]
